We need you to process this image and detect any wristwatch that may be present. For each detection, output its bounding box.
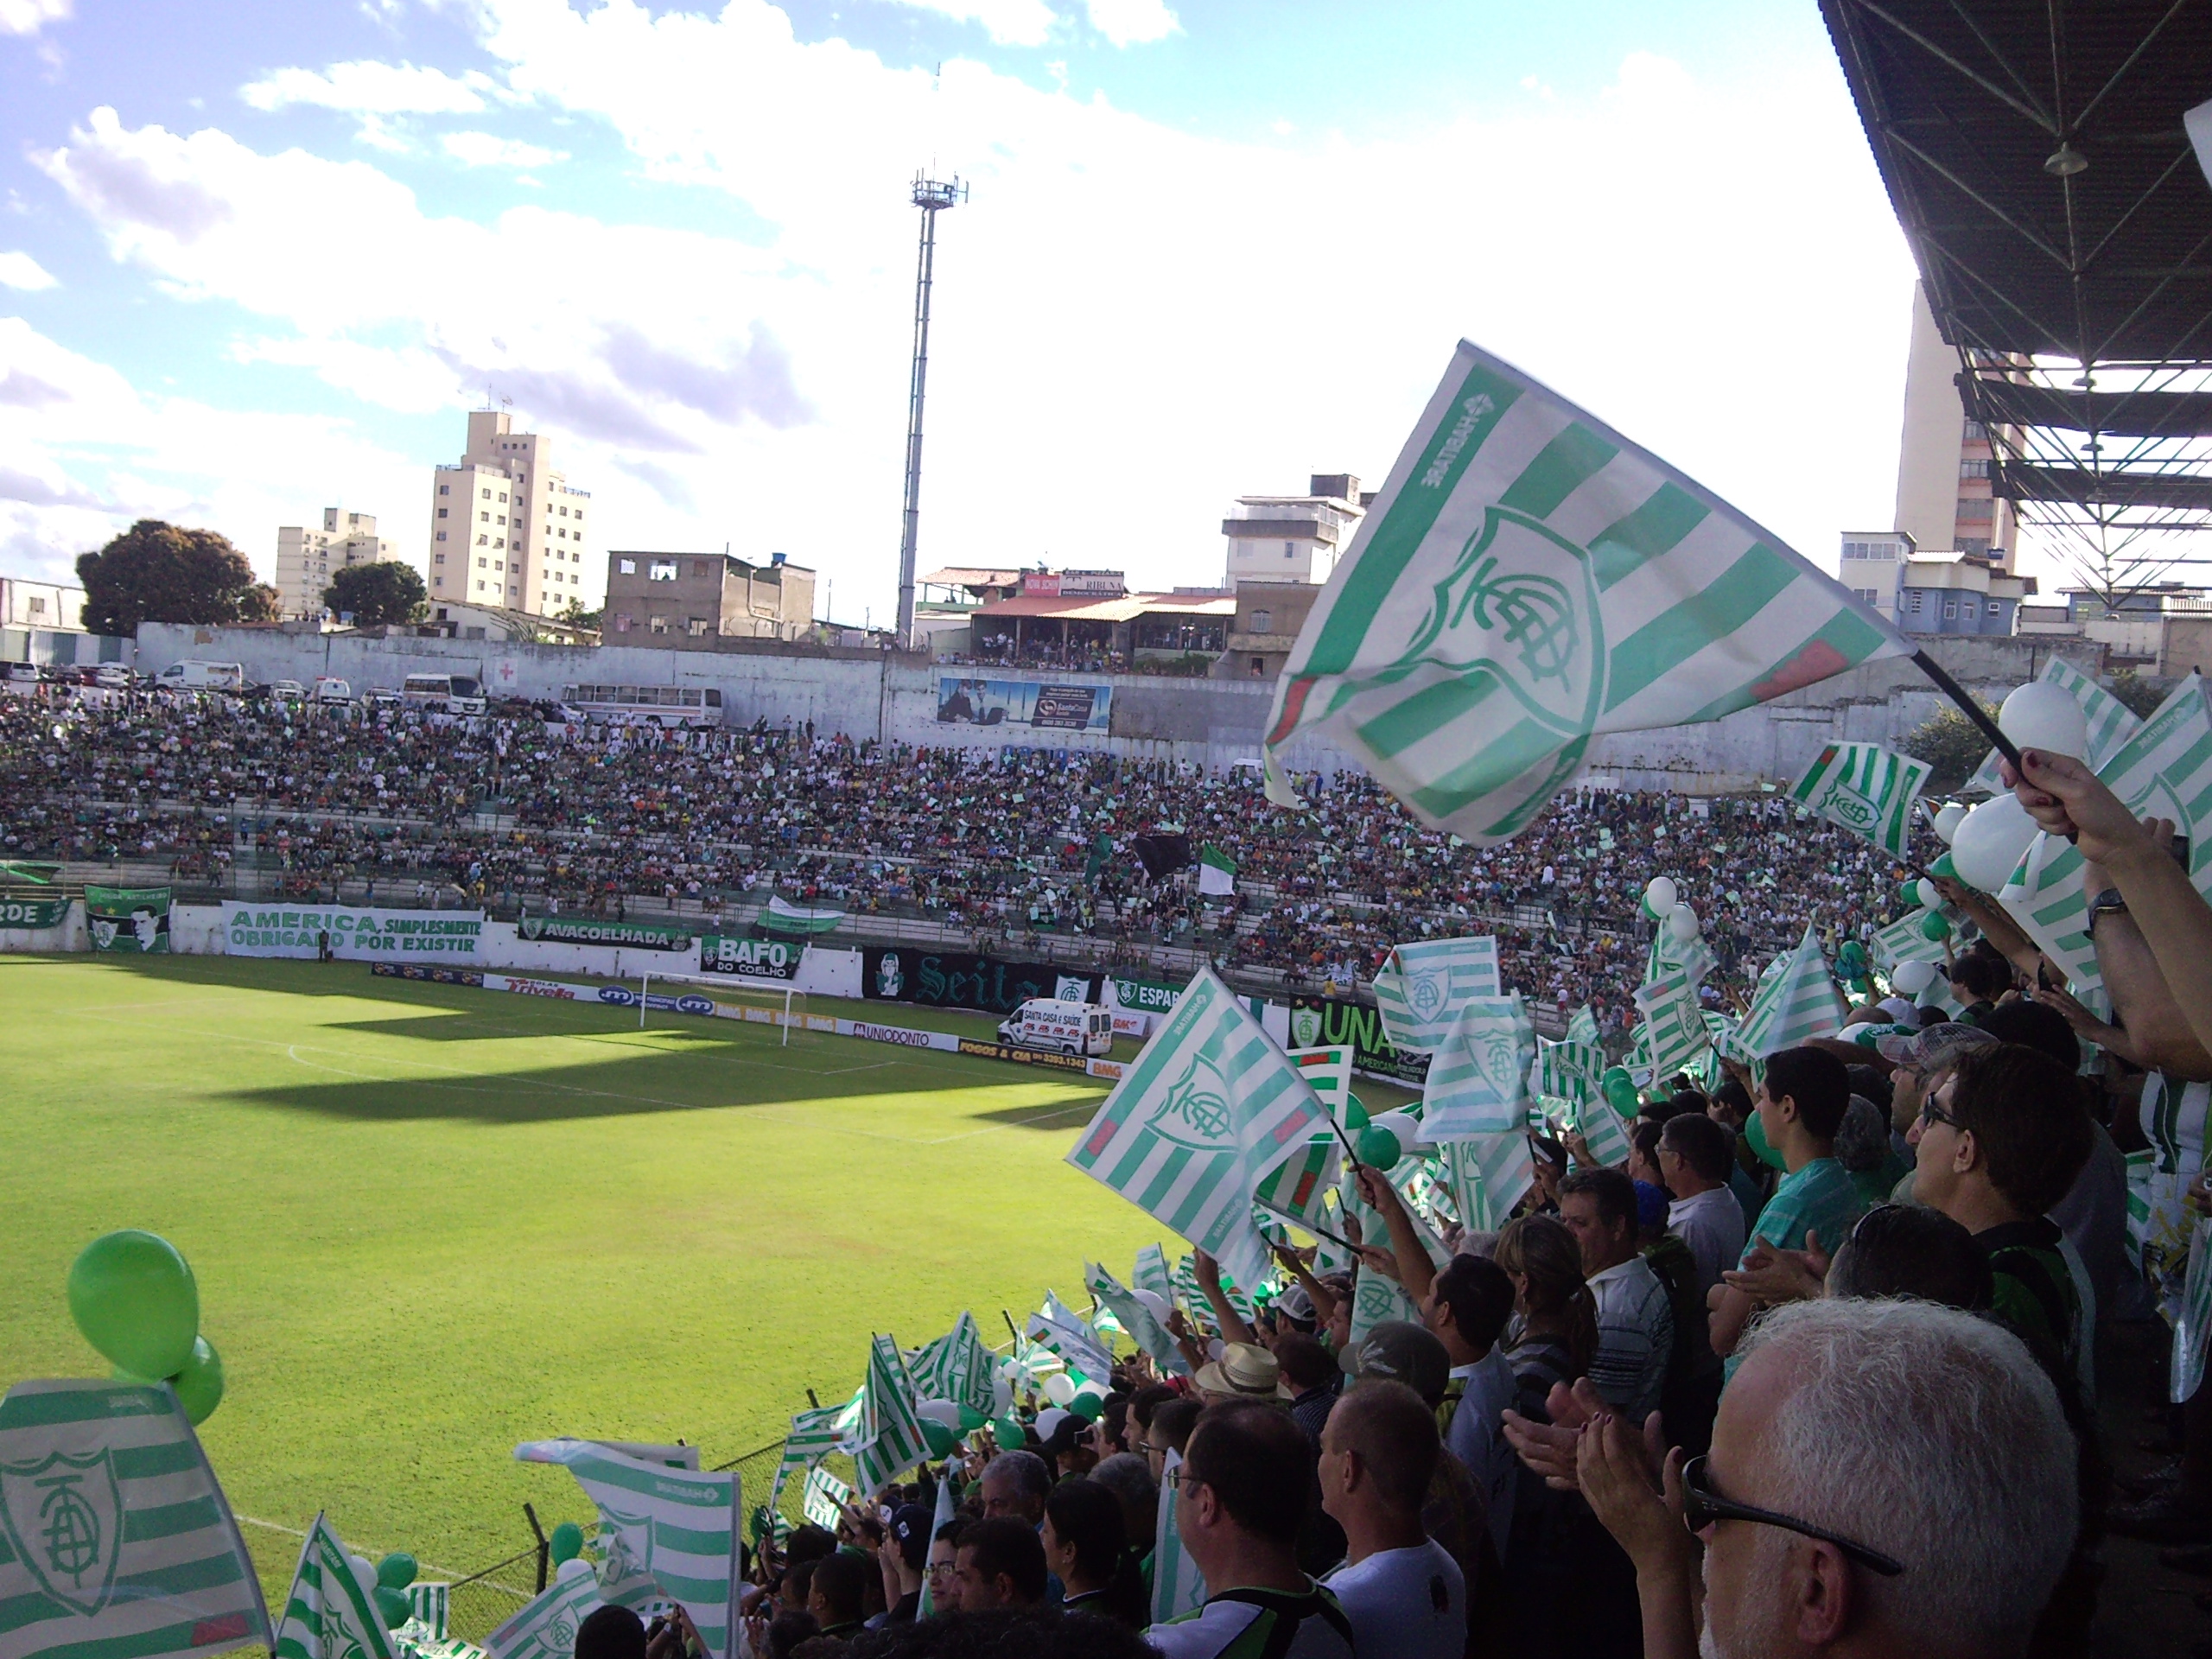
[2086,887,2127,930]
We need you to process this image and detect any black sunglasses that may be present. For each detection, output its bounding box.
[1679,1456,1905,1577]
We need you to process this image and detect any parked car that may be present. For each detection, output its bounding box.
[268,679,306,701]
[3,662,43,687]
[91,664,133,689]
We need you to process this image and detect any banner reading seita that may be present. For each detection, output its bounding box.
[224,905,486,959]
[1287,993,1430,1084]
[86,885,170,953]
[701,935,803,981]
[862,948,1101,1015]
[518,915,694,951]
[0,895,70,928]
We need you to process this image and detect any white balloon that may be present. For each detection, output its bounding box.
[1043,1372,1077,1407]
[347,1556,378,1599]
[1643,876,1678,913]
[1932,801,1967,844]
[1950,794,2039,892]
[1999,681,2091,760]
[915,1399,961,1429]
[1131,1289,1172,1324]
[1072,1376,1109,1401]
[991,1376,1014,1414]
[1667,903,1699,942]
[556,1557,596,1583]
[1915,878,1942,912]
[1033,1408,1071,1440]
[1891,959,1937,996]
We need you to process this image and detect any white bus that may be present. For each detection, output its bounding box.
[402,671,487,715]
[560,683,724,728]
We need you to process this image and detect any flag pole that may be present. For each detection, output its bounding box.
[1912,651,2022,771]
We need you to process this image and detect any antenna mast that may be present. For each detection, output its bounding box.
[896,171,965,649]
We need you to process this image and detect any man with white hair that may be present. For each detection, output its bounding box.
[1574,1298,2076,1659]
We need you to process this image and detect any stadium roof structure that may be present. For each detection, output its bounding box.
[1821,0,2212,595]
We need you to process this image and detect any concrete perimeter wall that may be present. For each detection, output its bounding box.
[137,624,2107,788]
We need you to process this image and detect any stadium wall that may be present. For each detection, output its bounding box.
[0,899,86,953]
[134,625,2103,786]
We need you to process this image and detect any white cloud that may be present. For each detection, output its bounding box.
[883,0,1057,48]
[240,60,497,115]
[0,250,58,289]
[1084,0,1177,47]
[0,0,70,37]
[442,130,569,168]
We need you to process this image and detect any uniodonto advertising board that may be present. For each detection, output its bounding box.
[226,904,486,959]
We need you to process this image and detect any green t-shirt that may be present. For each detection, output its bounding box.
[1743,1156,1864,1264]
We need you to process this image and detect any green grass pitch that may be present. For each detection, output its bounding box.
[0,953,1201,1601]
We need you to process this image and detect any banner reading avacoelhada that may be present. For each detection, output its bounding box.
[0,1378,270,1659]
[86,886,170,953]
[223,906,486,961]
[513,1440,737,1659]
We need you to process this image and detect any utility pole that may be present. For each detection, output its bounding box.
[896,172,966,649]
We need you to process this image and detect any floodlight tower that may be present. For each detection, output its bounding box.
[895,171,966,648]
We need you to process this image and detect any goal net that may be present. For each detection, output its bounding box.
[659,976,814,1045]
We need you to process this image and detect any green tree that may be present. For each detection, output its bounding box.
[555,598,603,632]
[1902,702,1999,791]
[2104,669,2166,720]
[323,561,428,626]
[76,520,274,635]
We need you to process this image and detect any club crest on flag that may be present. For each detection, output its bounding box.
[1395,507,1606,741]
[1810,771,1881,836]
[1148,1055,1233,1153]
[596,1511,652,1583]
[1407,970,1446,1023]
[0,1447,123,1618]
[1288,1006,1324,1049]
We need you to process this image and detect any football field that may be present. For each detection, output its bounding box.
[0,952,1199,1601]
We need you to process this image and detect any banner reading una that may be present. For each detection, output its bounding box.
[86,885,170,953]
[1287,993,1429,1084]
[225,905,486,959]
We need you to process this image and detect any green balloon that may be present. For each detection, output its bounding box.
[993,1415,1027,1452]
[1070,1393,1105,1423]
[548,1522,585,1565]
[1931,852,1958,880]
[920,1418,957,1458]
[1602,1073,1640,1117]
[956,1404,987,1433]
[1745,1109,1787,1172]
[168,1336,224,1426]
[1918,911,1952,942]
[1342,1095,1370,1133]
[68,1230,200,1382]
[376,1552,417,1591]
[1354,1126,1402,1167]
[1897,880,1922,909]
[372,1586,410,1630]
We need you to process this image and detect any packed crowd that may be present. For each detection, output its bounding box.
[0,694,1913,1019]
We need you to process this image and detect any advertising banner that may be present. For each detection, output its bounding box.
[224,904,486,959]
[518,915,692,951]
[956,1036,1096,1072]
[1109,974,1180,1016]
[1287,993,1430,1085]
[0,896,70,928]
[861,948,1101,1017]
[372,963,486,988]
[86,884,170,953]
[702,935,804,981]
[935,677,1112,734]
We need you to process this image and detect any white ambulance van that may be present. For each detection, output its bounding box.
[997,998,1115,1058]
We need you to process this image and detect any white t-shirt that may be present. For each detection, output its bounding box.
[1146,1585,1357,1659]
[1445,1349,1516,1556]
[1323,1541,1466,1659]
[1669,1185,1748,1295]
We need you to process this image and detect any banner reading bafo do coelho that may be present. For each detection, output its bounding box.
[225,904,487,959]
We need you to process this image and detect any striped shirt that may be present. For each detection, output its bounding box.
[1586,1255,1673,1423]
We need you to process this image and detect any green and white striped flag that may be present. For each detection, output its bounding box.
[1027,1295,1112,1383]
[1346,1260,1424,1351]
[762,897,845,935]
[1149,1451,1206,1625]
[1869,910,1948,976]
[1371,938,1503,1052]
[1437,1133,1536,1231]
[765,1407,843,1528]
[1084,1262,1189,1376]
[1252,1136,1337,1234]
[915,1469,959,1618]
[1197,844,1237,897]
[1261,340,1910,839]
[1529,1036,1604,1109]
[1065,965,1331,1294]
[1420,995,1534,1139]
[1575,1093,1637,1168]
[1286,1046,1355,1117]
[1566,1005,1599,1045]
[275,1515,398,1659]
[0,1379,269,1659]
[1634,969,1710,1082]
[1737,925,1846,1058]
[1133,1244,1173,1302]
[1790,743,1930,858]
[481,1568,601,1659]
[512,1441,738,1659]
[1969,656,2145,793]
[800,1467,851,1534]
[852,1335,931,1496]
[2096,673,2212,899]
[1998,835,2103,1005]
[907,1314,996,1421]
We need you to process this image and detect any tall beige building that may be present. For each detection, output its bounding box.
[276,509,396,620]
[428,409,599,617]
[1894,283,2018,571]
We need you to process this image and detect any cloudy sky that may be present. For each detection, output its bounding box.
[1,0,1928,620]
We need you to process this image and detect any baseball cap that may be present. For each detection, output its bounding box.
[887,1504,932,1571]
[1351,1320,1450,1408]
[1274,1283,1317,1326]
[1875,1020,1999,1069]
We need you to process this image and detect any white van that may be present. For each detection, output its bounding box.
[310,677,353,703]
[997,998,1115,1058]
[402,671,487,715]
[154,660,245,691]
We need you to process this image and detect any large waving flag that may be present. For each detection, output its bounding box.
[1530,1034,1604,1109]
[1634,969,1711,1083]
[483,1571,601,1659]
[1133,1243,1173,1302]
[1065,966,1331,1293]
[1420,995,1534,1139]
[1262,341,1910,840]
[1371,938,1503,1051]
[1027,1295,1113,1383]
[275,1516,399,1659]
[908,1313,996,1421]
[1085,1262,1190,1376]
[1438,1132,1537,1232]
[766,1406,844,1527]
[513,1441,738,1659]
[852,1336,931,1496]
[1737,925,1847,1058]
[1790,742,1930,858]
[0,1380,270,1659]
